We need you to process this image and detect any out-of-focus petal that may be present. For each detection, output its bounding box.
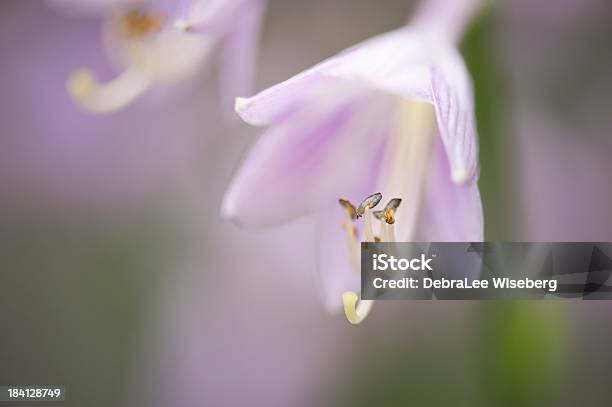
[430,60,479,184]
[175,0,262,35]
[102,16,213,84]
[415,139,484,242]
[217,0,266,118]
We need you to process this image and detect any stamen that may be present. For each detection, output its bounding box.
[356,192,382,218]
[338,198,361,274]
[372,210,385,221]
[337,193,383,323]
[342,220,361,275]
[380,221,390,242]
[384,198,402,214]
[375,199,401,242]
[342,291,374,325]
[363,208,375,242]
[338,198,358,220]
[388,222,397,242]
[67,68,151,113]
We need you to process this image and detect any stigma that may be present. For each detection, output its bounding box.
[338,193,401,324]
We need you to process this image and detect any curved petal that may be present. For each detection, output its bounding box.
[321,28,432,100]
[430,57,479,184]
[234,27,429,127]
[415,138,484,242]
[327,37,480,186]
[224,89,392,227]
[223,99,359,227]
[235,71,339,126]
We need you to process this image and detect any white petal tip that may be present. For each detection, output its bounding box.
[451,168,469,184]
[221,190,246,226]
[221,197,237,221]
[234,97,249,113]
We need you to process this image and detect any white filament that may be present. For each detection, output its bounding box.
[342,212,361,275]
[363,208,375,242]
[67,67,150,113]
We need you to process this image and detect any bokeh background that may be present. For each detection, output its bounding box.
[1,0,612,406]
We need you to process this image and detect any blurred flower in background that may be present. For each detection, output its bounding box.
[58,0,266,114]
[223,0,483,323]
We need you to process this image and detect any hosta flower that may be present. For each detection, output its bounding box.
[223,0,484,324]
[65,0,265,113]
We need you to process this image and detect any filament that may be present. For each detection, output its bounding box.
[67,67,150,113]
[342,213,361,275]
[363,208,375,242]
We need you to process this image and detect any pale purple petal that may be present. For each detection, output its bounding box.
[232,30,426,127]
[235,31,480,207]
[224,87,392,227]
[316,206,361,312]
[415,138,483,242]
[430,60,479,184]
[235,71,339,126]
[321,28,432,100]
[222,101,360,227]
[315,130,387,311]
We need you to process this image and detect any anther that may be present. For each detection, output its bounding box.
[356,192,382,218]
[373,198,402,224]
[338,198,358,220]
